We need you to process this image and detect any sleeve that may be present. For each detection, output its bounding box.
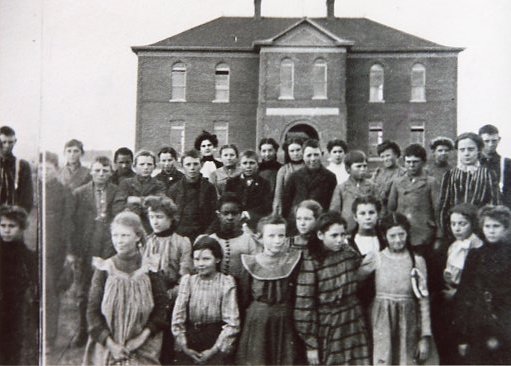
[488,169,502,205]
[154,180,167,197]
[112,180,129,215]
[171,274,191,350]
[206,184,218,229]
[247,234,262,254]
[62,186,75,255]
[329,183,342,213]
[294,253,319,351]
[250,178,272,216]
[17,160,34,213]
[209,171,219,197]
[69,190,81,256]
[178,236,193,277]
[272,166,286,215]
[146,272,170,335]
[282,173,296,218]
[428,177,442,238]
[387,180,398,212]
[437,170,452,238]
[213,275,241,354]
[357,251,377,281]
[86,269,111,345]
[416,256,432,337]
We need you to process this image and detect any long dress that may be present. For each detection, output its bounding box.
[236,250,302,365]
[83,257,167,365]
[295,247,370,365]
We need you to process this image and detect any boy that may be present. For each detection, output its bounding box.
[329,150,376,232]
[110,147,135,185]
[167,149,217,242]
[69,156,119,346]
[154,146,183,189]
[372,140,405,211]
[426,137,454,185]
[225,150,272,231]
[326,139,349,185]
[387,143,440,258]
[58,138,91,190]
[258,138,282,196]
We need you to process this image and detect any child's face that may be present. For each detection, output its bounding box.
[480,133,501,156]
[193,249,219,277]
[303,147,322,170]
[457,138,479,166]
[260,144,276,162]
[115,154,133,176]
[318,223,348,252]
[330,146,345,164]
[482,217,509,243]
[159,153,175,172]
[262,223,287,256]
[200,139,214,156]
[90,162,112,185]
[0,217,22,242]
[386,225,407,253]
[354,203,378,231]
[404,156,424,176]
[380,149,398,169]
[134,156,155,177]
[64,146,82,164]
[450,212,472,241]
[296,207,316,235]
[182,156,201,180]
[218,202,242,231]
[148,209,172,234]
[433,145,451,164]
[240,156,258,177]
[220,148,238,167]
[349,161,367,180]
[111,223,139,256]
[288,143,303,163]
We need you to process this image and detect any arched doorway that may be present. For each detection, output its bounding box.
[284,123,319,143]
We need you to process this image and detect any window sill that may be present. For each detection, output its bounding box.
[312,96,328,100]
[278,96,295,100]
[212,100,229,103]
[169,99,186,103]
[410,99,426,103]
[368,100,385,103]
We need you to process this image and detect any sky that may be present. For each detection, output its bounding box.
[1,0,511,162]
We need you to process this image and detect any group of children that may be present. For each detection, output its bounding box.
[38,125,511,365]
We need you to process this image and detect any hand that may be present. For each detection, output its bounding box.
[415,336,430,364]
[183,346,202,363]
[241,211,251,221]
[442,287,457,300]
[127,196,142,205]
[106,337,130,362]
[65,254,76,266]
[125,328,150,353]
[458,343,468,357]
[197,347,218,364]
[307,349,320,365]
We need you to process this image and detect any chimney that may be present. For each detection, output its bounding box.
[326,0,335,18]
[254,0,261,20]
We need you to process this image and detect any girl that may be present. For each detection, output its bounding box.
[455,205,511,365]
[236,215,302,365]
[289,199,322,250]
[172,236,240,365]
[273,138,304,215]
[83,212,168,365]
[295,211,370,365]
[209,144,241,197]
[359,212,437,365]
[194,130,223,181]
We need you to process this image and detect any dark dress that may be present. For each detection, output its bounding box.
[236,250,302,365]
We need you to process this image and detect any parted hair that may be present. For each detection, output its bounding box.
[455,132,484,151]
[144,195,178,219]
[257,214,287,235]
[133,149,156,166]
[0,205,28,230]
[110,211,146,245]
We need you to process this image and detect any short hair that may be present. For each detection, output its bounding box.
[91,156,113,170]
[377,140,401,157]
[449,203,479,234]
[282,137,304,164]
[114,147,134,162]
[240,150,259,162]
[378,212,412,250]
[315,211,347,233]
[0,205,28,230]
[194,130,219,150]
[351,195,382,215]
[455,132,484,152]
[403,143,427,162]
[180,149,201,165]
[429,137,454,151]
[43,151,59,168]
[193,236,224,263]
[258,138,279,152]
[478,205,511,230]
[302,139,321,151]
[133,150,156,166]
[217,192,243,211]
[257,214,287,236]
[64,139,84,154]
[344,150,367,169]
[144,195,178,219]
[0,126,15,136]
[219,144,239,157]
[327,139,348,153]
[111,211,146,243]
[158,146,178,160]
[478,124,499,136]
[295,199,323,219]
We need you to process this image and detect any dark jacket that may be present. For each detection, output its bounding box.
[113,175,166,214]
[154,167,184,190]
[0,156,33,213]
[481,153,511,208]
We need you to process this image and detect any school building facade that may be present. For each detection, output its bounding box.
[131,1,463,157]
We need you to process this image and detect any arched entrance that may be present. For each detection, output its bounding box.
[284,123,319,143]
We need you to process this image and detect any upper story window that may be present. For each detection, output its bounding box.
[369,64,384,103]
[279,58,294,100]
[214,63,230,102]
[312,59,327,99]
[411,63,426,102]
[171,62,186,101]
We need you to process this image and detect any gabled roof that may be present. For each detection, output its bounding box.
[132,17,463,53]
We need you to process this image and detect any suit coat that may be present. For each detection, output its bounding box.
[112,175,166,214]
[71,181,119,258]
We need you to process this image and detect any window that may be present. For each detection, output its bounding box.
[312,59,327,99]
[214,63,230,102]
[170,121,185,155]
[411,63,426,102]
[369,64,384,102]
[368,122,383,157]
[213,122,229,146]
[279,58,294,99]
[410,122,425,145]
[171,63,186,101]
